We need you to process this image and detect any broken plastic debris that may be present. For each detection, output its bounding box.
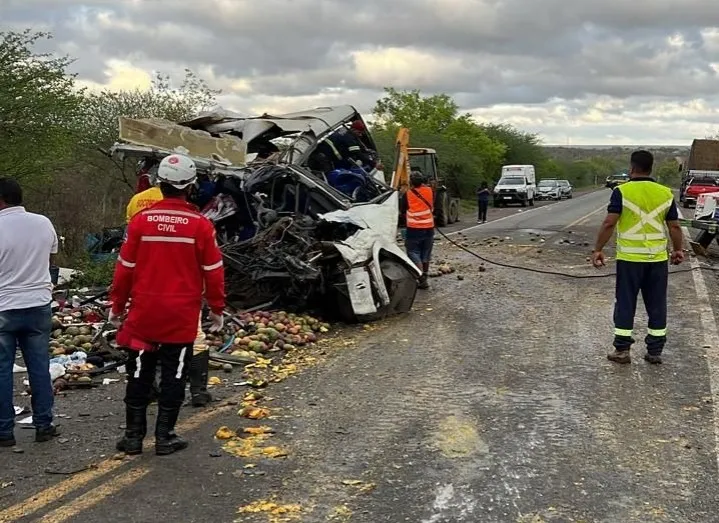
[237,500,301,520]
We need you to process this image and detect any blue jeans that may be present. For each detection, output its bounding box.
[405,227,435,266]
[0,304,54,437]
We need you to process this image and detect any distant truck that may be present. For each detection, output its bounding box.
[680,139,719,203]
[493,165,536,207]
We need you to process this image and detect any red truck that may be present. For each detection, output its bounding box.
[683,174,719,208]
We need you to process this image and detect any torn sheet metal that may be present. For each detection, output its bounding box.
[182,105,359,144]
[320,192,421,278]
[118,117,247,166]
[109,143,246,178]
[345,267,377,315]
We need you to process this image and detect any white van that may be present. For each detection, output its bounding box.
[493,165,536,207]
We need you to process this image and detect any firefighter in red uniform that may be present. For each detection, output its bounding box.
[110,153,225,456]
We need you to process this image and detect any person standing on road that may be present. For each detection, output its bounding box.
[126,180,163,223]
[0,178,60,447]
[591,150,685,364]
[477,182,490,223]
[402,171,435,289]
[125,162,215,408]
[110,154,225,456]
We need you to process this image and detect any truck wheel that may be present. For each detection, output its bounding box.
[356,259,418,322]
[521,197,528,207]
[529,197,535,206]
[683,200,691,209]
[435,192,449,227]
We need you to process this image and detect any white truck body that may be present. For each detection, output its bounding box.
[694,191,719,221]
[493,165,537,206]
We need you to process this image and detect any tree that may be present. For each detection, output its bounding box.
[479,123,547,178]
[654,158,681,187]
[0,30,85,182]
[79,70,220,190]
[371,88,506,198]
[372,87,470,133]
[82,70,219,151]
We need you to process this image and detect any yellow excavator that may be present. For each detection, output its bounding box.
[390,127,460,226]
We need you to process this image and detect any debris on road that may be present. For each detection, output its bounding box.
[221,425,288,460]
[237,499,302,522]
[427,262,456,278]
[341,479,376,493]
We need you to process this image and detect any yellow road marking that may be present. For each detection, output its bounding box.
[37,468,150,523]
[563,204,607,231]
[0,397,242,523]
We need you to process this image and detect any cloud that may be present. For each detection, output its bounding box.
[2,0,719,144]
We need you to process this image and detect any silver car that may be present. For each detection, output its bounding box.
[537,179,561,200]
[557,180,573,199]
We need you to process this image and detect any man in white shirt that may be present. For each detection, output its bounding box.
[0,178,60,447]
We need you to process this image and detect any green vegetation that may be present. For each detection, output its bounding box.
[370,88,638,199]
[0,30,217,261]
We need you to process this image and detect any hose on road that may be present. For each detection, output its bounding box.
[433,225,716,280]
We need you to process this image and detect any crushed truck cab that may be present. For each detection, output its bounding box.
[110,106,419,323]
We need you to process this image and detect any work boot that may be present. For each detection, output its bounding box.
[155,406,188,456]
[418,262,430,289]
[607,349,631,364]
[35,425,60,443]
[644,353,663,365]
[189,351,212,408]
[116,405,147,455]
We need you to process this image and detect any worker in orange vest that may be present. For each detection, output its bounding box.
[401,171,435,289]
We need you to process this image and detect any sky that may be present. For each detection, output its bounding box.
[2,0,719,146]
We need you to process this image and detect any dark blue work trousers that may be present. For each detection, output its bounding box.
[613,260,668,355]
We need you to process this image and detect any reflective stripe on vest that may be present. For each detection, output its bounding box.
[406,187,434,229]
[615,182,674,262]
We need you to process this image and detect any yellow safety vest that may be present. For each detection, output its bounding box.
[615,181,674,263]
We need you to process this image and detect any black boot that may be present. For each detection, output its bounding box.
[155,406,188,456]
[189,351,212,408]
[116,405,147,455]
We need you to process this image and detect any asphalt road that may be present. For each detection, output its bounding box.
[3,189,719,523]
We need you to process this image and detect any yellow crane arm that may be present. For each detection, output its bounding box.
[390,127,411,190]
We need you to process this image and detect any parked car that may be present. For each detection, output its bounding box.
[536,179,561,200]
[557,180,573,199]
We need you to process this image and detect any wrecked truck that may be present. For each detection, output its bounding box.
[110,105,420,322]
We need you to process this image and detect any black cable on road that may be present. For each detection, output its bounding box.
[434,224,718,280]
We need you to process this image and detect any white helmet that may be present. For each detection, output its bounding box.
[157,154,197,189]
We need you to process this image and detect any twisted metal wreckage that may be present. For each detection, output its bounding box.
[109,105,420,322]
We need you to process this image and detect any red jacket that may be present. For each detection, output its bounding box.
[110,198,225,346]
